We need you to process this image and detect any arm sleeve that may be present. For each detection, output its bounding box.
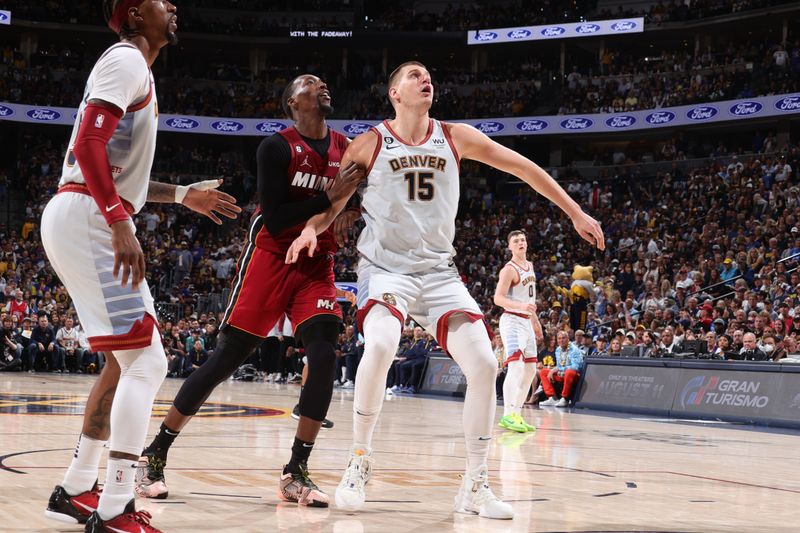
[257,136,332,235]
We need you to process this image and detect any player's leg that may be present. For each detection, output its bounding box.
[85,328,167,528]
[512,324,538,430]
[292,355,334,428]
[498,315,528,433]
[45,354,120,524]
[444,314,514,520]
[335,304,403,511]
[139,244,286,498]
[278,318,340,507]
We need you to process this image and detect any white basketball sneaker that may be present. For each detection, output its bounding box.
[335,445,373,511]
[454,465,514,520]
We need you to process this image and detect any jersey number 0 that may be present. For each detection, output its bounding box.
[404,172,435,201]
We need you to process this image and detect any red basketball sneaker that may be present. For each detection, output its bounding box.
[44,482,101,524]
[84,500,162,533]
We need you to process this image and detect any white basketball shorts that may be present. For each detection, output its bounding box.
[498,312,538,363]
[41,191,157,352]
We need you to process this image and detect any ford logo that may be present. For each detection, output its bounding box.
[775,96,800,111]
[687,106,718,120]
[210,120,245,133]
[342,123,372,135]
[72,112,79,120]
[516,119,548,132]
[559,117,593,130]
[730,101,763,116]
[0,104,14,117]
[26,108,61,121]
[474,31,498,42]
[645,111,676,125]
[507,29,532,40]
[575,23,601,34]
[256,121,287,133]
[605,115,636,128]
[0,12,8,23]
[474,121,505,134]
[165,117,200,130]
[611,20,637,31]
[541,26,566,37]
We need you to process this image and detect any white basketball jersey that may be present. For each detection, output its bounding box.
[505,260,537,315]
[60,43,158,214]
[358,119,460,274]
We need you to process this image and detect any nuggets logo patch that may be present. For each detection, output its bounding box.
[382,293,397,306]
[0,393,286,418]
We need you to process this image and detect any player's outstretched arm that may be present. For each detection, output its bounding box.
[147,179,242,224]
[448,123,605,250]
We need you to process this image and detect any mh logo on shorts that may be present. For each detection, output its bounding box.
[317,299,336,311]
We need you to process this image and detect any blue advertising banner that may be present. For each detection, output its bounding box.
[0,10,10,25]
[2,92,799,137]
[467,17,644,45]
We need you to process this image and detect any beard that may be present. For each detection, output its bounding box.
[319,100,333,116]
[166,29,179,46]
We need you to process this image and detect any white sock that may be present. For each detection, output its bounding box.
[502,360,524,417]
[97,457,137,520]
[353,305,402,450]
[62,434,106,495]
[445,316,497,472]
[515,363,538,414]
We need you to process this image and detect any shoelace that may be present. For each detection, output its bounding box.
[295,466,320,491]
[470,472,500,505]
[148,457,166,478]
[343,457,368,488]
[128,510,154,527]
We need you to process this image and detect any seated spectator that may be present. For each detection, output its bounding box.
[0,315,22,371]
[713,334,733,360]
[607,337,622,356]
[394,327,435,393]
[54,315,83,373]
[337,325,359,389]
[26,314,55,372]
[539,330,584,407]
[732,332,769,361]
[182,340,208,377]
[588,334,608,357]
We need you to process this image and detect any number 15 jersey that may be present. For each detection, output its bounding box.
[357,119,461,274]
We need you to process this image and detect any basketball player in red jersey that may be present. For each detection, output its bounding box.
[135,75,365,507]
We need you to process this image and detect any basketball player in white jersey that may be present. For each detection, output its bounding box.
[286,61,604,520]
[494,230,543,433]
[41,2,239,531]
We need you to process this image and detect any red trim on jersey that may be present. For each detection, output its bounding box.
[503,311,532,320]
[441,121,461,172]
[383,118,433,146]
[57,184,134,215]
[365,128,382,176]
[126,82,153,113]
[87,313,158,353]
[505,262,521,287]
[72,103,130,225]
[435,310,490,357]
[356,299,404,333]
[510,259,531,272]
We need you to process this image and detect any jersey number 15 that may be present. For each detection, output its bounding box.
[403,172,435,201]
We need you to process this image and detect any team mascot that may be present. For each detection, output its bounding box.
[552,265,595,331]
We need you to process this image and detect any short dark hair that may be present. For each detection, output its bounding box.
[507,230,525,242]
[281,76,302,120]
[387,61,427,108]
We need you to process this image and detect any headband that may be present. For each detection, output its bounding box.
[108,0,142,34]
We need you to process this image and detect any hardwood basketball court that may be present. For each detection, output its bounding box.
[1,374,797,532]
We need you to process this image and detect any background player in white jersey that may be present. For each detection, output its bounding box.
[286,61,604,520]
[41,2,240,531]
[494,230,543,434]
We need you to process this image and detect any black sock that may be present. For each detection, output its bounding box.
[286,436,314,474]
[143,422,180,461]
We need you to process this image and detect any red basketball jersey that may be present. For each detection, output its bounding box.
[254,126,349,255]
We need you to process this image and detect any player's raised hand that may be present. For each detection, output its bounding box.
[285,226,318,264]
[110,220,146,289]
[333,209,361,246]
[181,179,242,225]
[571,210,605,250]
[327,161,366,204]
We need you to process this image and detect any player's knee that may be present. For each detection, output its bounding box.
[366,334,397,360]
[119,341,167,386]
